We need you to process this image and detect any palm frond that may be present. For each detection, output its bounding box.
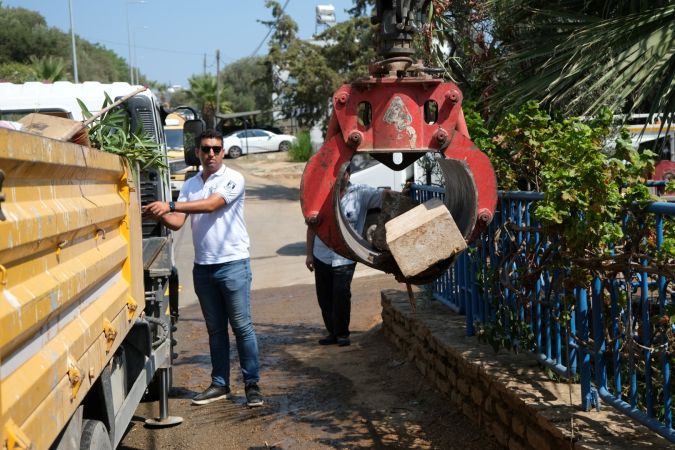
[490,2,675,125]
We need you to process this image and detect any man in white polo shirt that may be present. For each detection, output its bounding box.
[143,129,263,407]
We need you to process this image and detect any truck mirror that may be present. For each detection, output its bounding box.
[183,119,205,166]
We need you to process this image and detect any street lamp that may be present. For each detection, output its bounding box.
[68,0,79,82]
[126,0,147,84]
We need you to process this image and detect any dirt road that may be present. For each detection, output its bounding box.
[119,153,498,449]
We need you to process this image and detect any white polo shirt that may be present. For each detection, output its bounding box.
[313,183,382,267]
[178,165,250,264]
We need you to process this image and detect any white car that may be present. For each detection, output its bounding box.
[222,128,297,158]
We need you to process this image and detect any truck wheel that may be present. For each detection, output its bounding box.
[80,420,112,450]
[278,141,290,152]
[228,146,242,159]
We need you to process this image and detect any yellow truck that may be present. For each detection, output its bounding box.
[0,83,181,449]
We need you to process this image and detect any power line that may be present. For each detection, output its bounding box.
[90,37,222,58]
[250,0,290,57]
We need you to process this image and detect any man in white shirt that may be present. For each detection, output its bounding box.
[143,129,263,407]
[305,164,383,347]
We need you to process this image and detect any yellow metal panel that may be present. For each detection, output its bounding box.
[1,278,135,448]
[2,285,135,449]
[120,163,145,321]
[0,129,146,448]
[0,235,128,358]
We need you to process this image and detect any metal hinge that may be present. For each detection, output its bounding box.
[4,418,32,449]
[103,319,118,353]
[67,363,82,400]
[126,297,138,321]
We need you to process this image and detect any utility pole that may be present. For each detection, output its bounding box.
[68,0,79,82]
[126,1,147,84]
[203,54,206,75]
[216,50,221,118]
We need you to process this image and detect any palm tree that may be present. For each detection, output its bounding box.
[184,74,231,127]
[29,55,68,82]
[487,0,675,124]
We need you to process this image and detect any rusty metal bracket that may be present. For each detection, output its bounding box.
[0,169,6,221]
[126,297,138,321]
[103,319,118,353]
[67,363,82,400]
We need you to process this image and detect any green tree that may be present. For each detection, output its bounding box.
[0,61,33,82]
[426,0,500,99]
[319,16,376,83]
[220,56,273,122]
[185,74,231,127]
[0,4,132,83]
[263,0,370,127]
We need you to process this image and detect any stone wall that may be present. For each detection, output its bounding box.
[380,289,670,450]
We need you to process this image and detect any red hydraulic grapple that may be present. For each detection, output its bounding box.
[300,0,497,284]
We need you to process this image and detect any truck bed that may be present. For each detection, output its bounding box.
[0,128,144,449]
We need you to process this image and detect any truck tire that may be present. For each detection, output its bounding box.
[228,146,242,159]
[80,420,112,450]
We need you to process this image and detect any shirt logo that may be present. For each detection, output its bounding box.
[226,180,237,190]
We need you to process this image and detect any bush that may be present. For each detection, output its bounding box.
[288,131,312,162]
[0,62,34,82]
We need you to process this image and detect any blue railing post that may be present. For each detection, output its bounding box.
[656,214,672,428]
[578,288,593,411]
[410,185,675,443]
[591,276,606,396]
[466,253,475,336]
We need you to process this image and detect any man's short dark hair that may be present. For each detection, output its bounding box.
[200,129,223,143]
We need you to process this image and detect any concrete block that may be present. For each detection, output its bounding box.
[385,198,467,277]
[372,189,418,251]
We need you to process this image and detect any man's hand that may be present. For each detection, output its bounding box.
[305,254,314,272]
[142,201,170,219]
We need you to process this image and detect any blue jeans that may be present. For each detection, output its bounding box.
[193,258,260,387]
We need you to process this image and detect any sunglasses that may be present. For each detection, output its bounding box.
[200,145,223,153]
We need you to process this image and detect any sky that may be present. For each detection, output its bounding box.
[2,0,357,88]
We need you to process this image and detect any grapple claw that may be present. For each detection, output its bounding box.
[300,65,496,284]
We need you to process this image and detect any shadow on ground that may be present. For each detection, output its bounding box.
[119,276,499,450]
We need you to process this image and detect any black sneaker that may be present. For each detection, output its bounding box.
[337,337,351,347]
[192,384,230,405]
[245,383,264,407]
[318,335,337,345]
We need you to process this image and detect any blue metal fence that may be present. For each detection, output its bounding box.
[410,183,675,442]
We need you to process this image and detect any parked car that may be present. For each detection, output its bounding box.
[223,128,297,158]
